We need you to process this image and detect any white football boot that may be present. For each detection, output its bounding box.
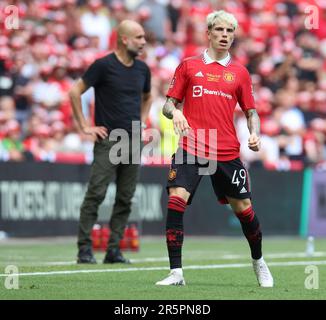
[155,268,186,286]
[252,257,274,287]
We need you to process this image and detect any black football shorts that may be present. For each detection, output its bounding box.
[166,148,251,205]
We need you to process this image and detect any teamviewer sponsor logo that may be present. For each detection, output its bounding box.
[192,86,232,100]
[193,85,203,97]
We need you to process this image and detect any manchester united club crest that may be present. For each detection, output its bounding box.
[168,169,177,181]
[223,71,235,83]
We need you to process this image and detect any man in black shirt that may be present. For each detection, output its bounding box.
[69,20,152,264]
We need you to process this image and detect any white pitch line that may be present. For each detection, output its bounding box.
[44,261,76,266]
[0,260,325,277]
[219,252,326,260]
[130,257,169,263]
[43,257,169,265]
[265,252,326,259]
[41,252,326,266]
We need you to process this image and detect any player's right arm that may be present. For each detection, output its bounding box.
[163,61,191,135]
[163,97,190,136]
[69,78,108,140]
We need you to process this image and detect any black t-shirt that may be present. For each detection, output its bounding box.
[82,53,151,133]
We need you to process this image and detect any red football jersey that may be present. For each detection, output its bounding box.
[167,51,255,161]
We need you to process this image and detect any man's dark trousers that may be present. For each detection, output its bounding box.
[77,137,140,251]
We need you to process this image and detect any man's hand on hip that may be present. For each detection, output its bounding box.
[82,125,108,141]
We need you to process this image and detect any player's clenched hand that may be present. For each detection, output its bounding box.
[82,125,108,141]
[172,109,191,135]
[248,133,261,152]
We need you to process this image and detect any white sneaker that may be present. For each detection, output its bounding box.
[155,269,186,286]
[252,257,274,287]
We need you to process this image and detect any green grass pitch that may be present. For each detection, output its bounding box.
[0,237,325,300]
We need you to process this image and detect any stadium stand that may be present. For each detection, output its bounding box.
[0,0,325,170]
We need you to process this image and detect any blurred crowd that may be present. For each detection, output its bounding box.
[0,0,326,170]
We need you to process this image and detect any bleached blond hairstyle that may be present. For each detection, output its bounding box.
[206,10,238,30]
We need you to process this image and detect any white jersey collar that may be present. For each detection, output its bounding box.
[203,49,231,67]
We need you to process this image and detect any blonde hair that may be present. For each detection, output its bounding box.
[206,10,238,30]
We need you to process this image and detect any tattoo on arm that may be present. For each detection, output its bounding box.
[162,97,179,119]
[246,109,260,135]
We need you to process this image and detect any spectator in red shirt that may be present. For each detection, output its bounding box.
[156,10,273,288]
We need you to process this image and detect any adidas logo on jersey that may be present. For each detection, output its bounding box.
[195,71,204,77]
[240,186,247,194]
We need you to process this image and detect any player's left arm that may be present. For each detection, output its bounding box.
[238,67,261,152]
[245,109,261,152]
